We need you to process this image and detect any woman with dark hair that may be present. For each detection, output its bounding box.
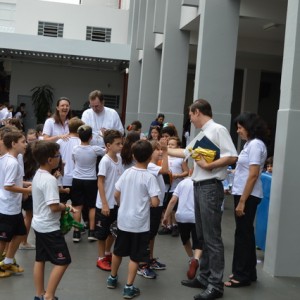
[42,97,72,142]
[225,112,268,288]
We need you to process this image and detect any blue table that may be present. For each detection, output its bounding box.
[255,172,272,251]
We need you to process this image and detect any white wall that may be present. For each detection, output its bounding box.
[9,61,124,113]
[14,0,129,44]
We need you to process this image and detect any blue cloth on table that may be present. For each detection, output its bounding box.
[255,172,272,251]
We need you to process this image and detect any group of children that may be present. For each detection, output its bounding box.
[0,117,202,300]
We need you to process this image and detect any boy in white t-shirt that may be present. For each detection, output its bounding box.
[0,131,31,278]
[163,175,202,280]
[56,117,84,203]
[31,141,76,300]
[107,140,160,299]
[71,125,105,242]
[95,130,124,271]
[137,139,169,279]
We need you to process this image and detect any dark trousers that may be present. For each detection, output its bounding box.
[232,195,261,282]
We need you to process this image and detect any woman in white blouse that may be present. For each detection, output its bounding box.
[225,112,268,288]
[43,97,72,142]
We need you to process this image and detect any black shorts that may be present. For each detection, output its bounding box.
[113,229,150,262]
[0,213,27,242]
[163,192,178,211]
[34,230,71,265]
[22,195,33,211]
[94,206,118,240]
[71,178,97,208]
[60,186,72,204]
[178,222,203,250]
[149,206,163,240]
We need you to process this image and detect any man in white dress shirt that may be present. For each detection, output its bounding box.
[81,90,124,148]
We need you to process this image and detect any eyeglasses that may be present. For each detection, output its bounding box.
[53,154,61,158]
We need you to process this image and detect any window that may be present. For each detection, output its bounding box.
[103,95,120,109]
[86,26,111,43]
[38,21,64,38]
[0,3,16,33]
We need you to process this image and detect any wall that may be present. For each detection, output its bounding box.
[14,0,129,44]
[9,60,124,113]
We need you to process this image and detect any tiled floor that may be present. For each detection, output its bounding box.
[3,196,300,299]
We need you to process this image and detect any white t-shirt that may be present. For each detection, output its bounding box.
[72,145,105,180]
[116,167,160,232]
[81,107,124,147]
[167,156,185,192]
[0,107,9,121]
[31,169,61,233]
[96,154,124,209]
[173,177,195,223]
[0,154,23,215]
[185,119,238,182]
[43,117,69,137]
[147,162,164,206]
[232,139,267,198]
[57,136,81,186]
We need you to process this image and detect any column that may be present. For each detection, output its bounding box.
[157,0,190,136]
[193,0,240,130]
[264,0,300,277]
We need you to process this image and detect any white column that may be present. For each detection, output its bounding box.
[264,0,300,277]
[157,0,190,136]
[193,0,240,130]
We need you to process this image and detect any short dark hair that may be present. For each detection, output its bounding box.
[77,125,92,142]
[266,156,273,166]
[103,129,123,145]
[132,140,153,163]
[36,123,44,133]
[189,99,212,117]
[32,141,60,165]
[69,117,84,133]
[3,131,24,149]
[121,131,140,165]
[89,90,104,102]
[234,112,268,143]
[0,125,18,140]
[161,125,178,137]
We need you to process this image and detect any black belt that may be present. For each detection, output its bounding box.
[193,178,221,186]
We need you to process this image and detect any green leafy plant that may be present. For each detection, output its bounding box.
[31,85,54,124]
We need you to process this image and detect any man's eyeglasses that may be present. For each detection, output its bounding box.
[53,154,61,158]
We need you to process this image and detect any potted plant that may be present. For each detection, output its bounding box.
[31,85,54,124]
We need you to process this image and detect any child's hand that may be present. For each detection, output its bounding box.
[64,188,70,194]
[159,138,168,151]
[162,217,168,226]
[53,170,62,178]
[66,204,77,213]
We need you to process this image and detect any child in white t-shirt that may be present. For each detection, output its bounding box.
[95,130,124,271]
[107,140,159,299]
[136,139,169,279]
[71,125,105,243]
[163,175,202,280]
[0,131,31,278]
[31,141,76,300]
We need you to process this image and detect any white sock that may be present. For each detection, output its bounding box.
[3,257,14,264]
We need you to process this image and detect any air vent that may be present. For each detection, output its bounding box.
[38,21,64,38]
[103,95,120,109]
[86,26,111,42]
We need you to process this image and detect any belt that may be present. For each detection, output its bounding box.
[193,178,221,186]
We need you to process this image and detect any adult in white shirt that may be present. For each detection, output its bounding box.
[81,90,124,147]
[224,112,268,288]
[43,97,72,142]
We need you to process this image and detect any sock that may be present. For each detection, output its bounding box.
[125,284,133,288]
[167,225,172,229]
[3,257,14,264]
[98,257,105,260]
[172,224,178,227]
[110,274,117,279]
[105,252,111,256]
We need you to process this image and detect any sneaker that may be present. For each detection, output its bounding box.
[0,261,24,274]
[158,226,172,235]
[34,297,43,300]
[72,231,81,243]
[150,258,166,270]
[187,258,199,279]
[19,242,36,250]
[107,275,118,289]
[171,225,179,237]
[137,265,156,279]
[88,230,97,242]
[80,227,87,235]
[105,254,112,263]
[0,267,11,278]
[97,257,111,271]
[123,285,140,299]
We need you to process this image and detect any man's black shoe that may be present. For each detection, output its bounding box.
[194,288,223,300]
[181,277,207,289]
